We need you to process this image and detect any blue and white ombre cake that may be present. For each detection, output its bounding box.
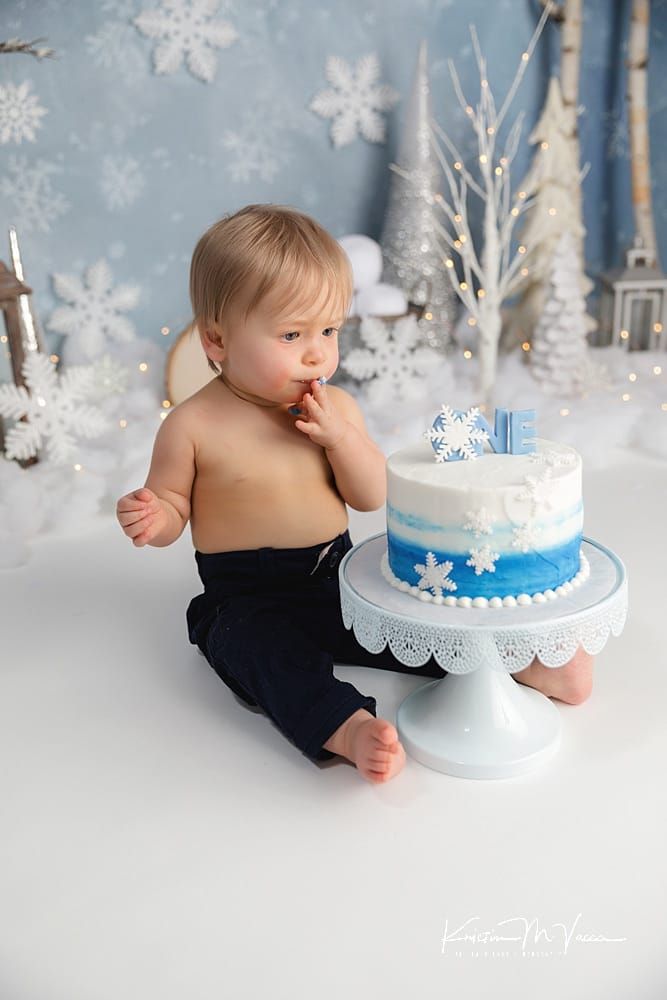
[383,405,589,609]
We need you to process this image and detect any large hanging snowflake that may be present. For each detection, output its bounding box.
[463,506,496,537]
[414,552,457,597]
[134,0,238,83]
[0,353,109,464]
[425,405,489,462]
[466,545,499,576]
[341,314,439,407]
[0,81,48,145]
[47,258,140,361]
[310,53,399,147]
[0,156,70,234]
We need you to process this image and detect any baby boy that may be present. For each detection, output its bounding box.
[117,204,593,783]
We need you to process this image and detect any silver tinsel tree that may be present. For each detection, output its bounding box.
[380,40,457,352]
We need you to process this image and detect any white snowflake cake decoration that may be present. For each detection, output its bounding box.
[516,468,554,516]
[134,0,238,84]
[414,552,457,597]
[466,545,500,576]
[528,449,576,468]
[511,522,542,553]
[310,53,399,148]
[424,405,489,462]
[0,353,109,464]
[463,506,496,537]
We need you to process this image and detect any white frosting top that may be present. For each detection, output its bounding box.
[387,438,579,490]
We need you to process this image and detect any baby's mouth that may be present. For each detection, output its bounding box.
[297,376,328,385]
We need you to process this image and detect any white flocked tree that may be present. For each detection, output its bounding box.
[508,75,594,348]
[530,230,589,395]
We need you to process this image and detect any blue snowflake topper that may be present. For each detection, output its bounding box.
[425,406,537,462]
[424,405,489,462]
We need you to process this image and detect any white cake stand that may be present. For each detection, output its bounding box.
[339,534,628,780]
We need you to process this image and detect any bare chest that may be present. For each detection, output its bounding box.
[194,415,334,497]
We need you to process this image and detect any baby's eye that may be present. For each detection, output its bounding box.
[322,327,338,337]
[281,331,299,342]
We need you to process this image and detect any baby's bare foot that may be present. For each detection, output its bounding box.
[323,709,405,783]
[348,716,406,783]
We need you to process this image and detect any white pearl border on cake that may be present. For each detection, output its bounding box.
[380,550,590,609]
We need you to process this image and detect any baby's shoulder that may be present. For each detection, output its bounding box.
[163,380,227,441]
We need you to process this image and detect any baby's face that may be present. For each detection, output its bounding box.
[222,283,345,406]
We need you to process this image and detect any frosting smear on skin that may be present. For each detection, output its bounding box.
[384,405,588,609]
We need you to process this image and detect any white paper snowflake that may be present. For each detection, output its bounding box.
[341,314,439,407]
[463,506,496,537]
[100,154,146,210]
[47,258,140,361]
[425,405,489,462]
[134,0,238,83]
[0,353,110,464]
[0,156,70,234]
[310,53,399,147]
[0,81,48,145]
[414,551,457,597]
[516,468,554,515]
[511,522,542,553]
[466,545,499,575]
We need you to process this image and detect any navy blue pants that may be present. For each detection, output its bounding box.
[186,530,446,763]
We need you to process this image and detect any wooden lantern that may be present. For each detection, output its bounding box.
[599,238,667,351]
[0,260,32,385]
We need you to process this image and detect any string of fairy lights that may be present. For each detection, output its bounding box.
[1,315,666,479]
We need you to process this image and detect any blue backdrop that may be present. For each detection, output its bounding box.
[1,0,665,355]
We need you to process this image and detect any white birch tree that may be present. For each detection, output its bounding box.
[628,0,658,263]
[424,3,552,405]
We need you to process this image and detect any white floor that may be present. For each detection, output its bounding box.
[1,448,666,1000]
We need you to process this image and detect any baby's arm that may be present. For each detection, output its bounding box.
[294,382,386,511]
[116,408,195,547]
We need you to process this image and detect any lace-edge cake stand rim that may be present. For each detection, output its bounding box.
[339,532,628,636]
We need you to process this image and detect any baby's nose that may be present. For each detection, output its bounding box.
[303,344,325,363]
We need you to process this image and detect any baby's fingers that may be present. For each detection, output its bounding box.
[301,392,323,417]
[118,508,149,528]
[124,515,153,541]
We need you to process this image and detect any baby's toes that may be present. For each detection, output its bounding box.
[373,720,399,747]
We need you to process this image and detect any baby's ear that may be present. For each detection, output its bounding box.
[199,324,225,362]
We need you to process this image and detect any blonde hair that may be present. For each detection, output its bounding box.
[189,204,354,373]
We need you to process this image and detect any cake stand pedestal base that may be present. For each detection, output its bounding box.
[340,534,628,781]
[397,652,561,780]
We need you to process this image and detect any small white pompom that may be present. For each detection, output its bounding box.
[338,234,383,290]
[355,282,407,317]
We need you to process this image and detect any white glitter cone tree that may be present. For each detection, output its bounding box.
[380,40,457,351]
[428,4,552,405]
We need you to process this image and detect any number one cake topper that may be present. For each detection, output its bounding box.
[425,405,537,462]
